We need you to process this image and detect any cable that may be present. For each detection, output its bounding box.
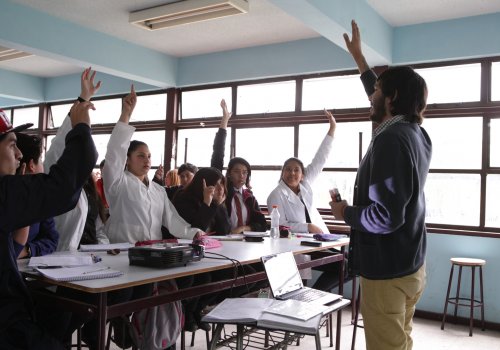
[204,252,251,296]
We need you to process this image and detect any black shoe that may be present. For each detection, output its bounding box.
[110,316,134,349]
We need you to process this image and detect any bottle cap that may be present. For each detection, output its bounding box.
[272,205,278,208]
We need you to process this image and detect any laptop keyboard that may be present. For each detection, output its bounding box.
[287,288,326,302]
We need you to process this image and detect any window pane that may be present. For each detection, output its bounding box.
[302,75,370,110]
[133,130,165,166]
[425,173,480,226]
[177,127,231,168]
[415,64,480,103]
[13,107,39,129]
[250,170,282,207]
[299,121,372,168]
[49,104,72,129]
[91,99,121,124]
[490,118,500,167]
[492,62,500,101]
[236,127,293,165]
[181,87,232,119]
[486,175,500,228]
[237,81,295,114]
[311,171,357,209]
[46,134,109,166]
[424,117,482,169]
[134,94,167,121]
[1,109,12,123]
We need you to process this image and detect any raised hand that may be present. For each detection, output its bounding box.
[324,109,336,136]
[202,178,215,206]
[220,99,232,129]
[154,164,164,181]
[343,20,369,73]
[80,67,102,101]
[69,100,95,127]
[119,85,137,123]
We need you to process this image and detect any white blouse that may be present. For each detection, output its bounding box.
[103,122,199,244]
[267,134,333,234]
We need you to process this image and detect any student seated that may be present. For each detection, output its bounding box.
[0,99,98,349]
[154,162,198,200]
[14,133,59,258]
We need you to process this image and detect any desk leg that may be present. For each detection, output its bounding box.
[236,324,244,350]
[209,324,224,350]
[96,292,107,350]
[315,331,322,350]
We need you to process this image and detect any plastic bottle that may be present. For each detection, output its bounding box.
[270,205,280,239]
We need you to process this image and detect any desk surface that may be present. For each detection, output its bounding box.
[20,237,349,293]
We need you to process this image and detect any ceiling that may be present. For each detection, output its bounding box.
[2,0,500,78]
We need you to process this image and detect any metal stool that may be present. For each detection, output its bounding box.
[441,257,485,336]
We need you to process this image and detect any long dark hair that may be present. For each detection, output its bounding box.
[226,157,251,188]
[15,133,42,173]
[280,157,305,181]
[378,66,428,125]
[183,167,226,203]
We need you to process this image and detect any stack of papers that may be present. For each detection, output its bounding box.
[36,265,123,282]
[29,253,96,267]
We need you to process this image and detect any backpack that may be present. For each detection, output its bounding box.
[131,280,184,349]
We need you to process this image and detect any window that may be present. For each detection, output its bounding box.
[237,81,295,114]
[177,127,231,167]
[250,170,282,206]
[302,75,370,110]
[181,87,231,119]
[490,118,500,167]
[299,121,372,168]
[424,117,482,169]
[134,94,167,121]
[235,127,293,165]
[492,62,500,101]
[13,107,39,129]
[415,64,480,104]
[91,98,122,124]
[486,175,500,228]
[49,103,73,128]
[312,171,357,209]
[425,173,480,226]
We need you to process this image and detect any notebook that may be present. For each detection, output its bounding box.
[36,265,123,282]
[261,251,342,305]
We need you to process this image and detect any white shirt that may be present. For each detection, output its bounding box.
[44,115,109,251]
[103,122,199,243]
[267,134,333,234]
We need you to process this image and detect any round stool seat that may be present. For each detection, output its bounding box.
[450,258,486,266]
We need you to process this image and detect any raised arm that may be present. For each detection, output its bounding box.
[210,99,232,170]
[343,20,377,97]
[343,20,369,74]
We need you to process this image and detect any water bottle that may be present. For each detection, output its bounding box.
[270,205,280,239]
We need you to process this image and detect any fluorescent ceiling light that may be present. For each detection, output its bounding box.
[0,46,32,62]
[129,0,249,30]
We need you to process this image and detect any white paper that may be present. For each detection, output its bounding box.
[29,254,94,267]
[79,242,133,252]
[36,264,123,281]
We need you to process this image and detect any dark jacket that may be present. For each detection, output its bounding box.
[173,189,230,234]
[210,128,267,232]
[0,123,97,331]
[12,218,59,257]
[344,70,432,279]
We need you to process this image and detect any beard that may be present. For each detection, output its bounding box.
[369,94,387,124]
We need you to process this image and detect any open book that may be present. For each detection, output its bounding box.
[202,298,342,334]
[36,265,123,282]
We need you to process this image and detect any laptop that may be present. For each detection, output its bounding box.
[261,251,342,305]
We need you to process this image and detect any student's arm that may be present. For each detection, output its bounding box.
[102,86,137,198]
[210,99,231,170]
[0,102,98,232]
[22,218,59,257]
[162,193,203,239]
[303,109,335,183]
[173,191,218,232]
[343,20,377,97]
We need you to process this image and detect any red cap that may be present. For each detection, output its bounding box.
[0,109,33,135]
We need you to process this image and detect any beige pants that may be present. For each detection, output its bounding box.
[360,264,426,350]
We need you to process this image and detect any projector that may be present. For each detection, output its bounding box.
[128,243,204,268]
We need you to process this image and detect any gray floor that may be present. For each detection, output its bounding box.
[177,314,500,350]
[105,311,500,350]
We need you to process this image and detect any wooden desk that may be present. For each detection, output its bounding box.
[20,237,349,350]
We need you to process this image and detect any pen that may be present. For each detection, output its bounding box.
[82,266,110,275]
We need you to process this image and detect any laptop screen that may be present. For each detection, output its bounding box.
[261,252,303,298]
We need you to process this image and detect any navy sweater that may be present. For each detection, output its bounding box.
[0,123,97,330]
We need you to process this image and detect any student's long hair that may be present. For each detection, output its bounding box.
[378,66,428,125]
[15,133,42,173]
[182,167,227,203]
